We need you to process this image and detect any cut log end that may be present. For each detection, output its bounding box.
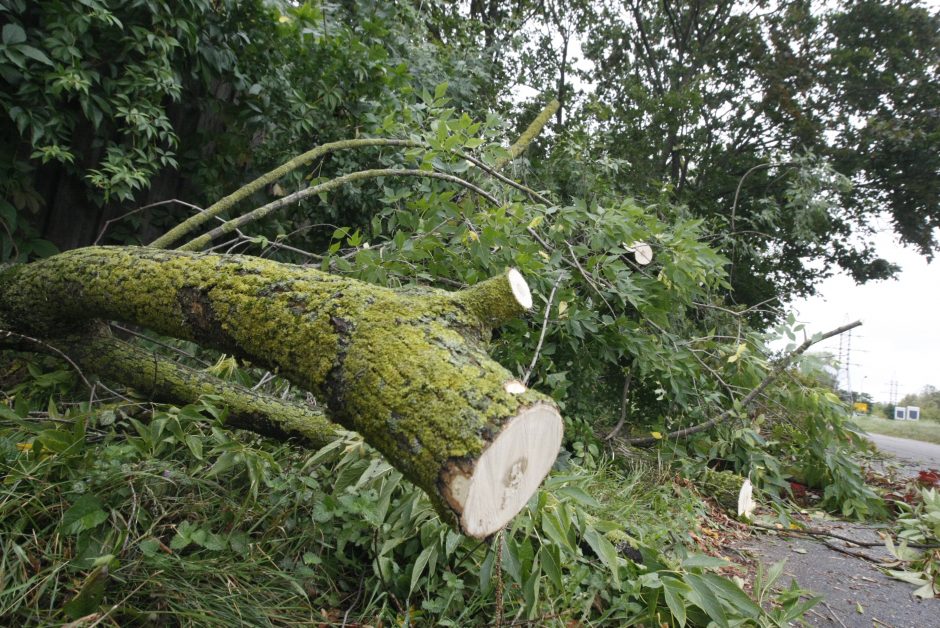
[446,403,563,538]
[507,268,532,310]
[624,241,654,266]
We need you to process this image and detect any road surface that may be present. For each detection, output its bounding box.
[730,431,940,626]
[865,432,940,472]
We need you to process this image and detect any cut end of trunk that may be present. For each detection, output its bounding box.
[445,403,563,538]
[624,241,653,266]
[507,268,533,310]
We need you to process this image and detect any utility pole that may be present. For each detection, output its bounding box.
[845,328,853,402]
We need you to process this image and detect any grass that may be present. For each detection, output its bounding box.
[852,414,940,445]
[0,377,720,626]
[0,358,829,625]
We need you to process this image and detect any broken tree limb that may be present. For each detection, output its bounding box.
[150,138,421,250]
[699,468,747,514]
[178,169,500,252]
[0,248,563,537]
[0,314,339,447]
[64,329,340,448]
[620,320,862,447]
[492,100,560,171]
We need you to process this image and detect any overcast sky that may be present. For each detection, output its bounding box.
[782,229,939,403]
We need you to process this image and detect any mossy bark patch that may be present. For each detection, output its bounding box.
[0,247,561,528]
[53,328,338,448]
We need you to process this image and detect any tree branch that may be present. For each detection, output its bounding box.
[178,169,500,252]
[150,138,420,249]
[620,320,862,447]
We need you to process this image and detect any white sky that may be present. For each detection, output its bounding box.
[783,229,940,403]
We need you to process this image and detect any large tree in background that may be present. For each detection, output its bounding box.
[3,0,937,316]
[0,0,494,253]
[567,0,939,313]
[453,0,937,315]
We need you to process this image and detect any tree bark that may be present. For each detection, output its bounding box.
[56,327,339,448]
[0,248,563,537]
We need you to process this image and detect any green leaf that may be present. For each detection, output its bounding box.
[139,539,160,557]
[541,508,574,552]
[540,544,563,590]
[661,576,690,627]
[555,485,601,508]
[37,428,79,454]
[522,554,540,618]
[19,45,53,66]
[701,573,762,618]
[583,527,620,588]
[480,545,496,595]
[206,451,238,477]
[501,535,522,584]
[3,24,26,45]
[61,495,108,534]
[684,573,729,628]
[409,544,435,595]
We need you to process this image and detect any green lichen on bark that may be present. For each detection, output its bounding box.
[493,99,560,170]
[700,467,746,513]
[150,138,420,250]
[55,329,338,448]
[0,247,558,524]
[453,271,530,330]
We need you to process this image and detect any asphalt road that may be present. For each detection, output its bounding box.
[865,432,940,471]
[730,432,940,626]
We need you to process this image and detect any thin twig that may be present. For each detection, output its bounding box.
[564,241,614,315]
[457,151,552,205]
[822,540,887,563]
[522,276,563,385]
[605,368,634,440]
[95,199,205,245]
[750,521,940,550]
[822,601,848,628]
[151,138,421,249]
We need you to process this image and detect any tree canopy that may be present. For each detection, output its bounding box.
[2,1,937,313]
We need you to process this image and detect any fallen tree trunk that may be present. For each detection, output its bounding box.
[58,328,339,448]
[0,247,563,538]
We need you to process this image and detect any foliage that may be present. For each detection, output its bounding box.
[0,366,818,625]
[0,0,495,254]
[446,0,938,313]
[898,385,940,423]
[0,0,920,622]
[885,488,940,598]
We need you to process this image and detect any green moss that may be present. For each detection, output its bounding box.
[700,468,745,512]
[56,330,339,448]
[493,99,560,170]
[0,246,558,523]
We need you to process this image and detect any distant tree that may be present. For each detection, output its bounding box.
[898,385,940,421]
[464,0,938,316]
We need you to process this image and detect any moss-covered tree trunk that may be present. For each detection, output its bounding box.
[0,247,562,537]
